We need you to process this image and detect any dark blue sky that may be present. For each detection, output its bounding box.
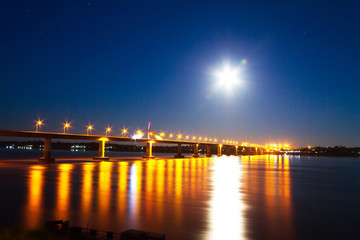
[1,0,359,147]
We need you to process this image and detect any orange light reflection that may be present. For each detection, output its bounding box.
[25,165,45,229]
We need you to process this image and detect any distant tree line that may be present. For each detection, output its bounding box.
[289,146,360,157]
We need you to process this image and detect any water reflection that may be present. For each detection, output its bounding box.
[98,161,113,227]
[207,156,245,239]
[55,164,73,219]
[25,165,45,228]
[242,155,294,239]
[81,163,95,221]
[21,155,293,239]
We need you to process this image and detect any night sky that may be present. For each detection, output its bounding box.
[1,1,359,147]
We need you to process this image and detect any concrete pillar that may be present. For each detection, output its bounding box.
[39,138,55,163]
[93,140,110,160]
[206,145,211,157]
[235,146,238,156]
[225,147,230,156]
[143,141,155,159]
[243,147,250,155]
[217,144,222,156]
[174,143,184,158]
[192,144,199,158]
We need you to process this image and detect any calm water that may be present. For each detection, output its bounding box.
[0,150,359,239]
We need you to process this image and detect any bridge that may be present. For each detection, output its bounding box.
[0,129,267,163]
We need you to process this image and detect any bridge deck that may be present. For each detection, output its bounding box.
[0,129,243,147]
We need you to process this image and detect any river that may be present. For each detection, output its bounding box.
[0,149,359,239]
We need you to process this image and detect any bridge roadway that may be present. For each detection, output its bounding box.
[0,129,265,163]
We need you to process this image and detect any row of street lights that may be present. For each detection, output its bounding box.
[34,119,240,143]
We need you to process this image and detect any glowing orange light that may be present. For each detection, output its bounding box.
[35,119,43,132]
[205,137,208,141]
[63,122,71,133]
[160,132,165,137]
[169,133,173,139]
[86,124,94,135]
[106,127,112,136]
[177,134,183,139]
[214,139,218,142]
[136,129,142,135]
[192,136,196,140]
[185,135,189,139]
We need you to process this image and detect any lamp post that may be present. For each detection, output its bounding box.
[177,134,183,140]
[35,120,43,132]
[121,128,128,137]
[63,122,70,133]
[106,127,112,136]
[87,124,93,135]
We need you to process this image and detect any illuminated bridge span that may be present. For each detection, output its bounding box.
[0,129,266,163]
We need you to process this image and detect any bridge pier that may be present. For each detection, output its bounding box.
[192,143,199,158]
[39,138,55,163]
[143,141,155,159]
[235,146,238,156]
[206,145,211,157]
[217,144,222,157]
[174,143,184,158]
[242,147,249,155]
[93,139,110,161]
[225,147,230,156]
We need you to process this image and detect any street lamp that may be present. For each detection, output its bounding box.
[121,128,128,137]
[63,122,71,133]
[87,124,94,135]
[106,127,112,136]
[35,120,43,132]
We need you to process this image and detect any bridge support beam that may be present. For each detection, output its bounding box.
[192,144,199,158]
[217,144,222,157]
[143,141,155,159]
[93,139,110,161]
[235,146,238,156]
[39,138,55,163]
[174,143,184,158]
[206,145,211,157]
